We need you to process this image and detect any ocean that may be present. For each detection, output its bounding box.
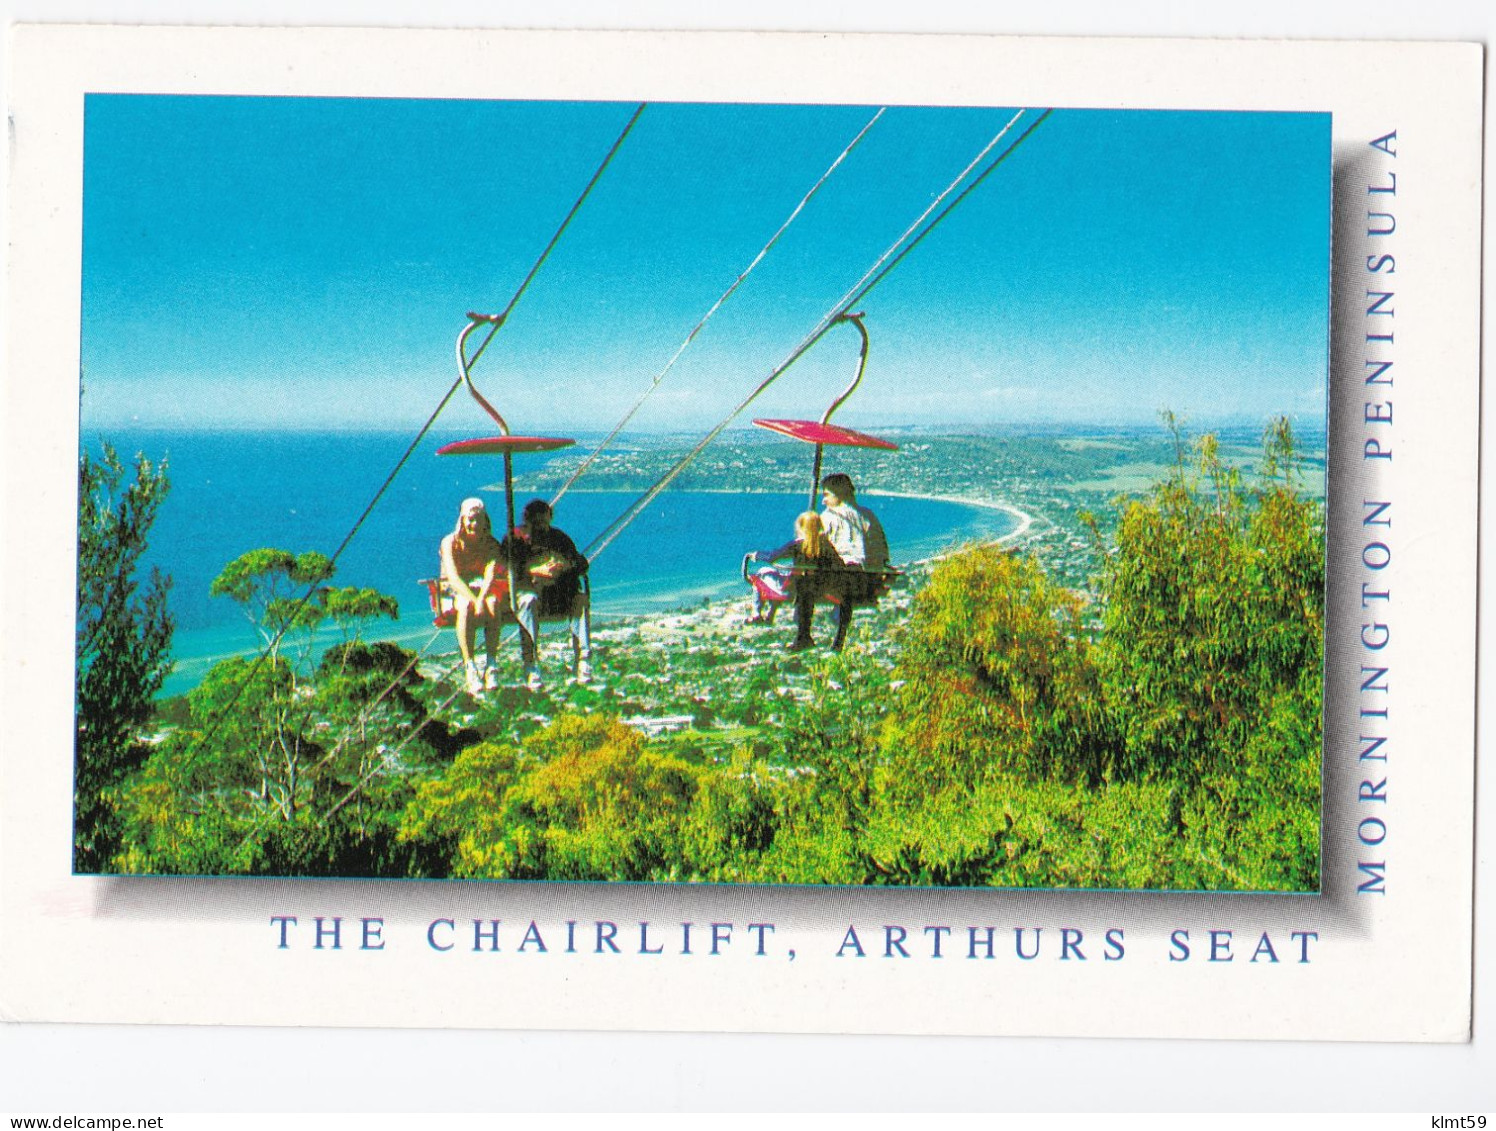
[87,430,1019,697]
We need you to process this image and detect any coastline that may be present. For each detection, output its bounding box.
[862,489,1034,551]
[154,488,1031,697]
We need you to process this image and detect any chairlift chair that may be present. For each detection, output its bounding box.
[426,312,590,654]
[749,311,901,607]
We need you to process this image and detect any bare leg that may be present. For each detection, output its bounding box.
[454,599,478,665]
[479,595,501,667]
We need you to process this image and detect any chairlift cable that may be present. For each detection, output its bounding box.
[320,658,479,823]
[580,107,1047,565]
[550,107,886,506]
[190,103,646,760]
[309,108,1051,819]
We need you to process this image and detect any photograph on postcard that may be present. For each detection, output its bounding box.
[72,95,1332,890]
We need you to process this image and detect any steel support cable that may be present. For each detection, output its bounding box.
[321,655,477,823]
[189,103,646,761]
[848,108,1052,313]
[320,108,1053,827]
[306,618,505,790]
[296,625,447,781]
[550,106,887,506]
[581,107,1045,565]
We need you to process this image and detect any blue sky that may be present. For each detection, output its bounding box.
[81,96,1329,433]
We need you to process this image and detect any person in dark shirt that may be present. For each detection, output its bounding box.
[503,498,593,686]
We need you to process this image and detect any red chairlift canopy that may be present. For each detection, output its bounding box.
[752,419,899,451]
[437,436,576,456]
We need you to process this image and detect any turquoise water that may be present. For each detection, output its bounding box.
[93,431,1017,697]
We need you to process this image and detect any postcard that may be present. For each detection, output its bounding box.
[0,25,1482,1041]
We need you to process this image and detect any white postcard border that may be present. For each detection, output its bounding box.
[0,25,1482,1045]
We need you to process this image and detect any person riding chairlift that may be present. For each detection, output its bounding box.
[501,498,593,688]
[747,510,847,651]
[439,497,509,694]
[810,472,890,651]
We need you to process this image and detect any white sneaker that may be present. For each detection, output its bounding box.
[483,664,500,691]
[576,660,593,684]
[525,667,544,692]
[464,663,483,695]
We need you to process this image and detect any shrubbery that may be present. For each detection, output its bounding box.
[75,441,175,872]
[95,420,1323,891]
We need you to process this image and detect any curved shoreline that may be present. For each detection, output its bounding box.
[547,485,1035,548]
[157,489,1036,693]
[862,489,1033,547]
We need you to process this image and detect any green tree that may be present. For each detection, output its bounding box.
[113,550,423,876]
[883,546,1112,792]
[400,714,701,880]
[851,417,1322,892]
[116,646,441,876]
[74,441,174,872]
[210,548,334,666]
[1094,417,1324,787]
[324,586,400,644]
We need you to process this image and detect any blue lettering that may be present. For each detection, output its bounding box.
[837,925,866,958]
[1209,929,1233,962]
[1059,928,1085,961]
[313,917,342,950]
[1358,861,1387,894]
[924,925,950,958]
[473,919,501,953]
[1015,927,1042,961]
[1103,928,1125,961]
[1169,929,1191,961]
[1291,931,1319,963]
[519,921,547,953]
[884,925,910,958]
[270,915,296,949]
[360,917,384,951]
[968,927,997,960]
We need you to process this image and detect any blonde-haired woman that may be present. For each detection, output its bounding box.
[440,497,504,693]
[751,510,845,652]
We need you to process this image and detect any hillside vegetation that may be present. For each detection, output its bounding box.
[92,420,1323,891]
